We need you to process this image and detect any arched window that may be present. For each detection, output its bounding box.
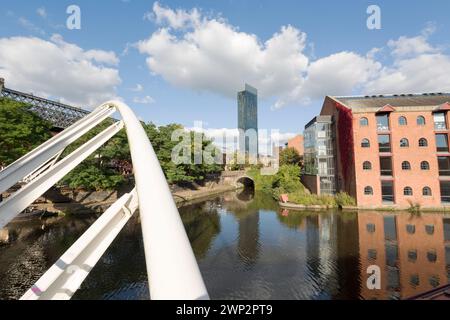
[402,161,411,170]
[423,187,432,196]
[361,139,370,148]
[360,117,369,127]
[421,161,430,170]
[399,116,407,126]
[417,116,426,126]
[363,161,372,170]
[419,138,428,147]
[400,138,409,148]
[364,186,373,195]
[404,187,413,196]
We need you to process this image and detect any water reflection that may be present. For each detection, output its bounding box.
[358,213,450,300]
[0,192,449,300]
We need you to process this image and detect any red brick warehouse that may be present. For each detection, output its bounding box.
[303,93,450,209]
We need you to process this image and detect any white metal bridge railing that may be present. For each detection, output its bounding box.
[0,101,209,300]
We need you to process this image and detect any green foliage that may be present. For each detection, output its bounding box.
[147,124,222,184]
[227,152,245,171]
[335,192,356,207]
[249,162,356,208]
[271,164,304,197]
[63,163,125,191]
[1,97,222,190]
[248,164,304,197]
[63,121,222,189]
[288,191,337,207]
[61,119,129,190]
[0,98,52,166]
[279,147,301,166]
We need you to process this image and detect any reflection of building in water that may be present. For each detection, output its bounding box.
[237,210,260,267]
[305,214,340,297]
[334,213,361,299]
[358,213,450,300]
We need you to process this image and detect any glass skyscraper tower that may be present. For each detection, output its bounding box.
[238,84,259,156]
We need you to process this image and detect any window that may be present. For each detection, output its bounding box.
[410,275,420,287]
[404,187,413,196]
[382,181,395,203]
[360,117,369,126]
[417,116,426,126]
[408,250,418,262]
[429,275,440,288]
[427,250,437,263]
[419,138,428,147]
[380,157,393,176]
[361,139,370,148]
[364,186,374,195]
[398,116,407,126]
[421,161,430,170]
[400,138,409,148]
[423,187,432,196]
[406,224,416,234]
[402,161,411,170]
[367,223,376,232]
[425,225,435,235]
[436,134,449,152]
[378,135,391,152]
[368,249,377,261]
[363,161,372,170]
[376,113,390,131]
[438,157,450,176]
[434,112,447,130]
[440,181,450,203]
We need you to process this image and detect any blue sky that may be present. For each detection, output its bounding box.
[1,0,450,145]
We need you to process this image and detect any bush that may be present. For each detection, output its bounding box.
[335,192,356,207]
[288,190,336,208]
[248,164,304,197]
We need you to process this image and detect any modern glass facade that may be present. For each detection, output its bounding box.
[303,116,336,195]
[238,84,258,156]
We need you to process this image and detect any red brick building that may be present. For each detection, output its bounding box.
[286,135,304,157]
[307,93,450,209]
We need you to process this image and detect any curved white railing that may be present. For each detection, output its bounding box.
[0,101,209,300]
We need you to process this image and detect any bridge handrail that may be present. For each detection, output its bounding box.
[0,100,209,300]
[106,101,208,300]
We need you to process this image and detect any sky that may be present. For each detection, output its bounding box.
[1,0,450,152]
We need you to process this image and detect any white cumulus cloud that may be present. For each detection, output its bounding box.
[0,35,121,108]
[138,3,450,108]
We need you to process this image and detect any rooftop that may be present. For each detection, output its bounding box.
[305,115,332,129]
[333,93,450,110]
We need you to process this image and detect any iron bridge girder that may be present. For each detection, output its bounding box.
[0,87,91,129]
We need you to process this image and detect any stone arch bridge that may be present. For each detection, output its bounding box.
[221,170,255,189]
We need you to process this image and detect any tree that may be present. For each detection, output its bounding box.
[61,119,129,190]
[279,147,301,166]
[0,98,52,167]
[64,121,223,189]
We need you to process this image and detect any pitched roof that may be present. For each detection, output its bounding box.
[333,93,450,110]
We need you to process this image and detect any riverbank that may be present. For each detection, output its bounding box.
[279,201,450,213]
[7,180,241,219]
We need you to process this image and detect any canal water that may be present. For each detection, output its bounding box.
[0,189,449,300]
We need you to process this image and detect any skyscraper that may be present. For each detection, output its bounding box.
[238,84,258,156]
